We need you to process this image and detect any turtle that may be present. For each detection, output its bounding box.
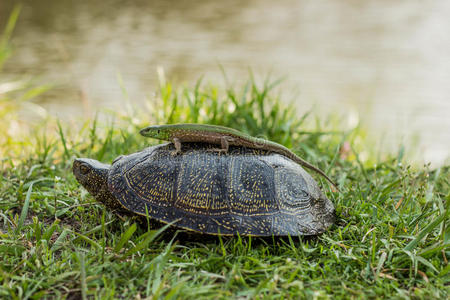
[72,143,335,236]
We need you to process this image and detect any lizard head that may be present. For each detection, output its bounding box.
[139,125,172,140]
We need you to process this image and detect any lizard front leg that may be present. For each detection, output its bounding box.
[171,137,182,155]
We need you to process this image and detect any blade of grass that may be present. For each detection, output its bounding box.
[57,120,70,159]
[77,252,88,300]
[50,228,70,252]
[74,231,101,249]
[404,211,448,251]
[439,264,450,277]
[16,183,33,233]
[42,219,60,242]
[122,222,173,258]
[113,223,137,254]
[0,5,21,68]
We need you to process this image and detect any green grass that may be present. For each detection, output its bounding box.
[1,9,449,300]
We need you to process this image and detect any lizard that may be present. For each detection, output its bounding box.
[140,123,339,191]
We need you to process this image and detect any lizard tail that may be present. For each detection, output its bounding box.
[298,160,340,193]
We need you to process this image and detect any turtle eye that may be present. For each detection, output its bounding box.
[300,190,309,198]
[79,163,90,175]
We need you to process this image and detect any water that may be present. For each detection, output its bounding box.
[1,0,449,166]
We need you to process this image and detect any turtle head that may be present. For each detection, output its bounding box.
[139,125,171,140]
[73,158,118,209]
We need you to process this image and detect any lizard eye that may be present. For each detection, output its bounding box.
[79,163,91,175]
[157,129,160,134]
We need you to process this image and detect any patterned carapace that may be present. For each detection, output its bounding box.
[73,143,335,236]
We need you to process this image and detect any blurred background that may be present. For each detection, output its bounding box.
[1,0,449,166]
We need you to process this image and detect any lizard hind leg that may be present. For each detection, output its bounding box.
[220,136,230,152]
[206,136,234,154]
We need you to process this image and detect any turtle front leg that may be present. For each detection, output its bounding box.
[171,137,182,155]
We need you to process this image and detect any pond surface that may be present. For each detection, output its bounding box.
[1,0,449,166]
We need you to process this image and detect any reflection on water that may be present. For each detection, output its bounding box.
[1,0,449,166]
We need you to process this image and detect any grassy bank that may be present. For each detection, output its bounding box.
[1,11,449,300]
[1,76,449,299]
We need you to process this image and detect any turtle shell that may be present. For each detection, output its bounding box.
[108,143,335,236]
